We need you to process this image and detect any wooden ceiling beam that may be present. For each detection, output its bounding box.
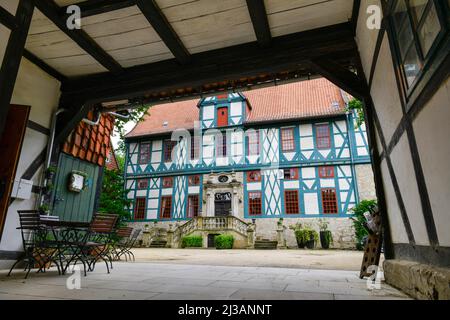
[0,5,17,29]
[34,0,123,75]
[309,57,368,100]
[58,0,136,18]
[246,0,272,47]
[60,23,357,104]
[136,0,190,65]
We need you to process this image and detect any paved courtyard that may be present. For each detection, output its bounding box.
[0,249,409,300]
[131,248,378,271]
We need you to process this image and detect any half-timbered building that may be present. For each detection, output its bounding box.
[124,79,375,248]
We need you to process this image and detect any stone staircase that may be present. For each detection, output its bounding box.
[254,239,278,250]
[149,240,168,248]
[169,216,254,248]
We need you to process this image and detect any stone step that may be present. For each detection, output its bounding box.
[254,240,278,250]
[150,240,167,248]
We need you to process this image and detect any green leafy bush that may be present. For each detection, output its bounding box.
[214,234,234,249]
[350,199,377,250]
[295,228,319,244]
[181,235,203,248]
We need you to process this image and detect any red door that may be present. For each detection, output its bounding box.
[0,105,30,237]
[217,107,228,127]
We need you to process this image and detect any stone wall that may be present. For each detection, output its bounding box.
[355,164,377,201]
[243,217,356,249]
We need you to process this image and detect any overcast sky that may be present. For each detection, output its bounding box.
[111,120,136,150]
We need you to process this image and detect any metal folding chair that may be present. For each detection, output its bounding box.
[7,210,61,278]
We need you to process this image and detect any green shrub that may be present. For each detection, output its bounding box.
[214,234,234,249]
[295,228,319,244]
[350,199,377,250]
[181,235,203,248]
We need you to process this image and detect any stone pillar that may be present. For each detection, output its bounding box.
[232,186,239,217]
[277,222,287,249]
[141,231,151,247]
[166,223,174,248]
[206,191,215,217]
[247,223,255,248]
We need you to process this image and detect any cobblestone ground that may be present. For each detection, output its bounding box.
[0,249,409,300]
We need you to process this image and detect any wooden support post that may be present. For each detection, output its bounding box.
[0,0,34,136]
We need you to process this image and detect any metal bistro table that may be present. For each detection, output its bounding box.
[41,220,91,275]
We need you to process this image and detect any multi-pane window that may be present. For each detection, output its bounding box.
[160,196,172,219]
[216,134,227,157]
[163,140,177,162]
[321,188,338,214]
[319,166,335,178]
[247,170,261,182]
[188,175,200,186]
[191,136,200,160]
[284,190,299,215]
[390,0,449,99]
[162,177,173,188]
[187,195,199,218]
[246,130,260,156]
[281,128,295,152]
[137,179,148,189]
[248,192,262,216]
[315,124,331,149]
[139,143,150,164]
[283,168,298,180]
[134,197,146,220]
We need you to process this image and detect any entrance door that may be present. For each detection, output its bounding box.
[214,192,231,216]
[0,105,30,237]
[52,152,100,222]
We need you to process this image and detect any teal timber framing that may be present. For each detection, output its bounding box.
[125,102,369,222]
[243,164,358,219]
[124,112,370,178]
[126,175,203,222]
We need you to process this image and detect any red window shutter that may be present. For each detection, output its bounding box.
[134,197,146,220]
[217,107,228,127]
[248,192,262,216]
[284,190,299,214]
[321,188,338,214]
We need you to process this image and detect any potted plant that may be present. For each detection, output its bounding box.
[45,165,57,180]
[38,204,50,215]
[291,223,318,249]
[317,219,333,249]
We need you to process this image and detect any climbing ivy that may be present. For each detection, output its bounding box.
[346,98,365,127]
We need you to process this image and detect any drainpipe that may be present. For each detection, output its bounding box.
[39,108,66,206]
[106,111,130,120]
[81,110,101,126]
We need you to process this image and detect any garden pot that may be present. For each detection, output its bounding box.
[296,237,305,248]
[320,231,332,249]
[305,240,315,249]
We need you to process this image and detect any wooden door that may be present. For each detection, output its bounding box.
[0,105,30,237]
[217,107,228,127]
[52,152,100,222]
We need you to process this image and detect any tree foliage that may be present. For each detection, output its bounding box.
[114,104,149,156]
[98,168,131,226]
[346,98,365,127]
[350,199,377,250]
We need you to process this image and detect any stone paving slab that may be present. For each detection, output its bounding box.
[0,262,411,300]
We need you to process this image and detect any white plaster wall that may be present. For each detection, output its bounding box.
[355,0,382,81]
[0,58,61,252]
[380,160,409,244]
[390,134,429,246]
[369,36,404,142]
[412,79,450,246]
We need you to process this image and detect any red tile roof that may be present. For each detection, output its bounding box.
[62,111,115,166]
[126,78,347,138]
